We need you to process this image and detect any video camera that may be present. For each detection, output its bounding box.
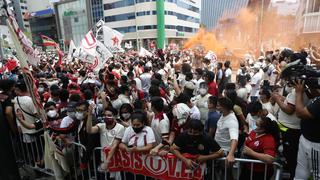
[280,60,320,89]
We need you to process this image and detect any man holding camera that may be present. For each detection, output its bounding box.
[271,85,309,179]
[294,80,320,180]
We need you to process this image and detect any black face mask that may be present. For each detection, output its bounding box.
[189,134,201,142]
[133,126,144,134]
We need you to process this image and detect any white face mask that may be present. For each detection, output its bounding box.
[199,88,207,95]
[38,87,45,93]
[47,110,57,118]
[75,112,84,120]
[122,113,131,120]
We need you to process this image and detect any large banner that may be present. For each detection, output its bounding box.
[104,149,206,180]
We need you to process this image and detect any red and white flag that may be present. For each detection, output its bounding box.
[80,31,97,57]
[102,26,124,52]
[67,40,76,61]
[90,41,113,71]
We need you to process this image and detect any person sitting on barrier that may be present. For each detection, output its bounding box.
[240,116,280,180]
[171,119,224,174]
[119,110,155,153]
[86,105,125,179]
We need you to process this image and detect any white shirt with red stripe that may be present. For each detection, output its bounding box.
[151,112,170,144]
[122,126,156,147]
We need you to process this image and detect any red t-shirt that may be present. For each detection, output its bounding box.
[207,81,218,96]
[244,131,276,172]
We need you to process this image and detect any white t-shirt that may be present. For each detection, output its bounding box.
[134,77,142,90]
[278,89,309,129]
[225,68,232,83]
[140,73,152,93]
[214,112,239,152]
[151,113,170,144]
[13,96,39,135]
[190,105,201,120]
[194,94,211,124]
[250,72,262,97]
[97,123,125,148]
[262,102,273,114]
[122,126,156,147]
[60,116,74,128]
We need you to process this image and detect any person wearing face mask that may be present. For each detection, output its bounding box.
[171,119,224,179]
[119,111,155,180]
[86,106,124,180]
[194,82,211,125]
[240,117,279,180]
[119,103,133,127]
[192,68,205,93]
[245,101,277,133]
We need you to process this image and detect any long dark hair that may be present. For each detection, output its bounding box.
[260,117,280,147]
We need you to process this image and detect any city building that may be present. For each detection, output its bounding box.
[26,0,52,13]
[10,0,31,33]
[53,0,92,47]
[103,0,201,49]
[89,0,104,25]
[295,0,320,45]
[29,8,58,46]
[201,0,249,29]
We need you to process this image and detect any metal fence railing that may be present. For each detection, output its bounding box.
[11,132,283,180]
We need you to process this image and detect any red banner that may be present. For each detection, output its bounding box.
[104,148,206,180]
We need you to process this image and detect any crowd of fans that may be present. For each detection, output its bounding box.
[0,47,319,180]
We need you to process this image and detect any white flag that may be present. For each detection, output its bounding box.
[92,41,113,71]
[125,41,133,49]
[204,50,217,61]
[139,47,153,57]
[74,46,95,63]
[102,26,124,52]
[67,40,76,61]
[80,31,97,57]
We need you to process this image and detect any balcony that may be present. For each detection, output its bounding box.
[303,12,320,33]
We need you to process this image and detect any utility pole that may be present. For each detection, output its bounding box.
[259,0,264,55]
[0,33,4,61]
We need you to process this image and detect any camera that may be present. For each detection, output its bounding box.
[280,60,320,89]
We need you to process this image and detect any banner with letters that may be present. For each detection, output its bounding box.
[104,148,206,180]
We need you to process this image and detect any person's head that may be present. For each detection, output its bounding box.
[208,96,218,110]
[151,96,164,113]
[59,89,69,102]
[224,61,231,68]
[0,79,15,93]
[127,71,134,80]
[131,111,148,134]
[259,89,271,103]
[217,62,223,69]
[44,101,58,119]
[102,106,117,128]
[255,117,280,145]
[224,89,237,103]
[75,100,89,120]
[69,93,81,102]
[247,101,263,117]
[83,89,93,101]
[217,97,234,115]
[15,79,28,95]
[185,72,193,81]
[181,63,192,75]
[239,78,247,87]
[120,85,130,96]
[199,82,208,96]
[225,83,236,91]
[51,89,60,102]
[194,68,203,80]
[205,71,215,83]
[186,119,204,141]
[120,103,133,120]
[66,101,77,119]
[149,85,160,98]
[120,75,128,86]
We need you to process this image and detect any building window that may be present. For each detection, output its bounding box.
[114,26,136,33]
[137,25,157,30]
[74,17,79,22]
[136,11,151,16]
[104,0,135,10]
[105,13,135,22]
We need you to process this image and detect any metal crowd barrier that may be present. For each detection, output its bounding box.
[10,133,283,180]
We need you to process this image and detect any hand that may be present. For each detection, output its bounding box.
[158,149,169,156]
[88,104,95,113]
[16,110,24,121]
[294,79,305,94]
[196,155,207,163]
[150,147,159,156]
[185,159,197,169]
[128,146,137,152]
[242,146,253,156]
[226,154,235,167]
[100,92,106,99]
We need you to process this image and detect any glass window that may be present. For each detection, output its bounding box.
[114,26,136,33]
[74,17,79,22]
[104,0,134,10]
[105,13,135,22]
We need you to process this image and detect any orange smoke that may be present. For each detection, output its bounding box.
[184,7,299,56]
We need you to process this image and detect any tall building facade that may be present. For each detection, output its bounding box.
[295,0,320,45]
[103,0,201,49]
[91,0,104,25]
[54,0,92,46]
[11,0,31,32]
[201,0,249,29]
